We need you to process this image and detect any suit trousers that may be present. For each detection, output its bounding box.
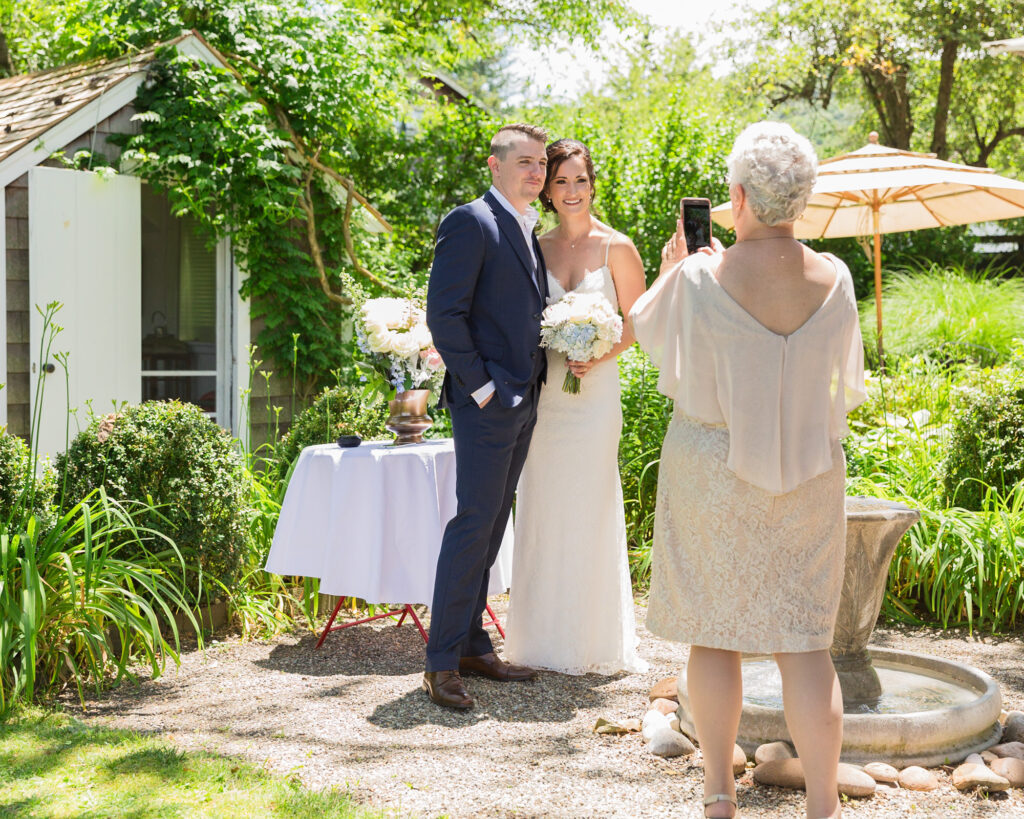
[425,384,541,671]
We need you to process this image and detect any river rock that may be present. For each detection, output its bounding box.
[837,763,878,797]
[898,766,940,791]
[754,741,795,765]
[966,753,985,765]
[1003,712,1024,744]
[982,751,1000,764]
[733,744,748,775]
[649,677,678,702]
[952,761,1010,792]
[991,757,1024,788]
[753,759,805,790]
[648,727,696,758]
[990,742,1024,760]
[650,697,679,716]
[864,762,899,784]
[667,714,681,733]
[642,710,670,741]
[751,759,875,797]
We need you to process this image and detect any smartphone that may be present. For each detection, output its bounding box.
[681,197,712,254]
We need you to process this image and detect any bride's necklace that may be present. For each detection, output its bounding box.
[562,226,591,249]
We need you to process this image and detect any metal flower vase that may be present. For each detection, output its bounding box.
[386,389,433,445]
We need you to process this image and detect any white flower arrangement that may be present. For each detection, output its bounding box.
[539,291,622,393]
[355,297,444,394]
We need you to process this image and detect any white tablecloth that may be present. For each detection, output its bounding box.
[264,439,514,606]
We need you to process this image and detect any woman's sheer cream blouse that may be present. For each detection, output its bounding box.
[629,251,866,495]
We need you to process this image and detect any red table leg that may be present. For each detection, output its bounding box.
[483,603,506,639]
[315,600,505,647]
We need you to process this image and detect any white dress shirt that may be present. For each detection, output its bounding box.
[488,185,540,268]
[471,187,541,406]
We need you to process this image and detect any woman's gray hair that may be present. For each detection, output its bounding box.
[726,122,818,226]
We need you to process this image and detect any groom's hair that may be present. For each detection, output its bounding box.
[490,123,548,160]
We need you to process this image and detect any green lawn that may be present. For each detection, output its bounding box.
[0,708,382,818]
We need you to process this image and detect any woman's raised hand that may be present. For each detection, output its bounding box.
[660,217,688,273]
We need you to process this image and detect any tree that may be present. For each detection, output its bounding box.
[542,32,737,276]
[726,0,1024,170]
[3,0,628,391]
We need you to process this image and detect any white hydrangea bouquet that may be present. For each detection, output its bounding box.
[355,297,444,395]
[539,291,622,394]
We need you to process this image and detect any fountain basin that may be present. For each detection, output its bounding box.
[677,646,1002,767]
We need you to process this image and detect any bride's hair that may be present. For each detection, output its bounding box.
[540,139,596,213]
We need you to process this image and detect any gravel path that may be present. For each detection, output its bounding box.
[70,599,1024,818]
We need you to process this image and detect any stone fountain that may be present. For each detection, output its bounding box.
[677,497,1003,767]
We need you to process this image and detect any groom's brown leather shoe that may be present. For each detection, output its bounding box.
[422,670,474,709]
[459,652,538,681]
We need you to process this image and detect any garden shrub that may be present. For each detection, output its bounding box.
[55,401,249,595]
[943,358,1024,510]
[0,432,57,535]
[274,387,388,478]
[618,346,673,586]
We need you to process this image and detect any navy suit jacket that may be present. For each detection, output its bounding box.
[427,191,549,409]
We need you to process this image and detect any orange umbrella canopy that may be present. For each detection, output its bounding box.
[711,133,1024,353]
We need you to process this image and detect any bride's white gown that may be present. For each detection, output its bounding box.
[504,248,648,675]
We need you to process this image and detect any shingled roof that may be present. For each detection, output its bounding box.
[0,32,200,165]
[0,31,390,231]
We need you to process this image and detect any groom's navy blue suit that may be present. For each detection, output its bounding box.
[425,189,548,672]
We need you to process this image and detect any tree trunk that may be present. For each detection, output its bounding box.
[930,38,958,159]
[0,28,16,77]
[859,62,913,149]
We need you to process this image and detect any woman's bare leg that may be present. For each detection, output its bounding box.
[774,649,843,818]
[687,645,743,818]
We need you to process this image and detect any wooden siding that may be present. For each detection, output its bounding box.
[57,104,138,166]
[5,173,28,437]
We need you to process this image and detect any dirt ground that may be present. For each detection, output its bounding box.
[68,599,1024,818]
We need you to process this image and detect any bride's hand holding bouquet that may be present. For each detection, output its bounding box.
[539,291,622,394]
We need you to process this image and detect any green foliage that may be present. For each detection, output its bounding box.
[860,263,1024,367]
[104,0,405,393]
[0,493,196,717]
[55,401,249,594]
[942,355,1024,511]
[845,355,1024,631]
[617,347,672,587]
[4,0,629,392]
[0,432,57,537]
[547,90,735,277]
[353,101,499,285]
[726,0,1024,170]
[809,227,982,304]
[274,388,388,479]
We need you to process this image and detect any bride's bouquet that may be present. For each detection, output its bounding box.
[539,291,622,394]
[355,297,444,395]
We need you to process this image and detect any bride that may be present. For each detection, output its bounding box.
[504,138,649,675]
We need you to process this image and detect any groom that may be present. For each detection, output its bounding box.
[423,123,550,709]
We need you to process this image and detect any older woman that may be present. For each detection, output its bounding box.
[629,122,865,819]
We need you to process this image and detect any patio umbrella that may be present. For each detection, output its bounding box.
[711,133,1024,356]
[983,37,1024,56]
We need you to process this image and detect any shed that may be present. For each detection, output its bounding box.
[0,31,387,455]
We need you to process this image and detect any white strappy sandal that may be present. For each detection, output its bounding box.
[703,793,738,818]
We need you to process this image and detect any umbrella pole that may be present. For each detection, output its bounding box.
[873,208,884,366]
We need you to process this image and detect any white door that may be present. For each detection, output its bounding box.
[28,166,141,458]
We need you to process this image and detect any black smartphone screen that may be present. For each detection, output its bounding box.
[682,198,712,254]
